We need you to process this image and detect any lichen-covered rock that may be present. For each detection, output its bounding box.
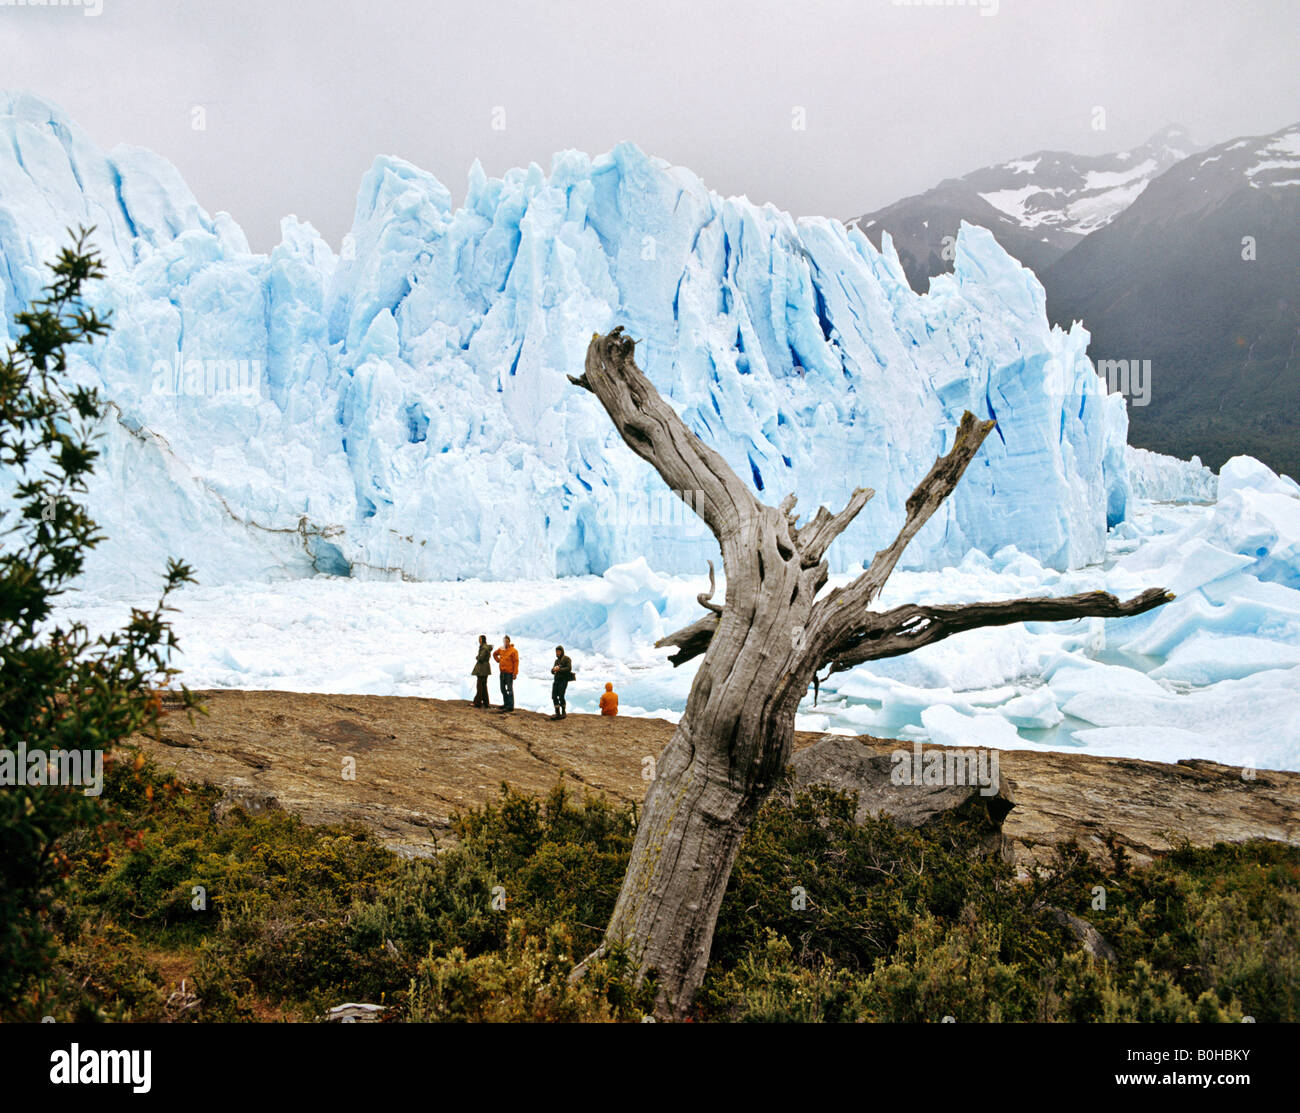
[788,735,1017,855]
[210,784,282,824]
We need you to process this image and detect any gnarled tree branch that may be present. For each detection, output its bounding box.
[793,485,875,564]
[570,326,758,549]
[654,411,996,668]
[822,587,1176,674]
[697,559,723,614]
[654,610,720,666]
[810,410,996,640]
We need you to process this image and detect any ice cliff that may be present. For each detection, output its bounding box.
[2,93,1154,592]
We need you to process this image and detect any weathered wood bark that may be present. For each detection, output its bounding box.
[570,328,1172,1018]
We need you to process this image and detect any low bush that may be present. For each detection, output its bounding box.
[13,758,1296,1023]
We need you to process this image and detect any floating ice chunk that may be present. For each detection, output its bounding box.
[1158,540,1253,596]
[989,545,1052,578]
[1000,686,1065,729]
[882,685,975,721]
[1111,570,1300,658]
[1110,536,1250,595]
[1150,631,1300,685]
[920,705,1023,749]
[827,701,887,729]
[511,558,701,660]
[1205,487,1300,589]
[1070,725,1229,764]
[1218,455,1300,499]
[850,624,1056,693]
[827,670,896,702]
[1046,657,1169,705]
[959,686,1022,706]
[1055,664,1300,769]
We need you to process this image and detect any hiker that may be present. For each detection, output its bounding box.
[493,636,518,713]
[550,645,574,720]
[599,682,618,717]
[471,635,493,708]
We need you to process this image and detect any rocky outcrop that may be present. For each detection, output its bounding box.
[135,689,1300,868]
[210,785,282,824]
[787,735,1017,856]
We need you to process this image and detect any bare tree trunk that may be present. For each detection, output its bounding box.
[602,568,818,1015]
[568,328,1172,1018]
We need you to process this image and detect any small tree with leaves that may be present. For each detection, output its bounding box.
[0,229,199,1011]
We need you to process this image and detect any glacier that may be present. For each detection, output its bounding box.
[7,93,1300,769]
[0,92,1133,593]
[1125,445,1217,503]
[51,452,1300,769]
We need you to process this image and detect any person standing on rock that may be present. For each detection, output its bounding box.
[550,645,574,720]
[471,635,493,708]
[493,636,518,713]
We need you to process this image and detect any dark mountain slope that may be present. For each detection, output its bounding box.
[1043,124,1300,476]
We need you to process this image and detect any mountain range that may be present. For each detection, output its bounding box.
[1043,125,1300,478]
[853,125,1200,288]
[856,123,1300,476]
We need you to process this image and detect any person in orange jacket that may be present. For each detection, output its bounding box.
[492,636,519,713]
[599,682,618,717]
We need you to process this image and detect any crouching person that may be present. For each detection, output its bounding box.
[599,682,618,717]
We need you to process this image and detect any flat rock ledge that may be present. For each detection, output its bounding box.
[134,689,1300,869]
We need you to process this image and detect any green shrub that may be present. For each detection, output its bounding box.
[0,231,202,1011]
[16,759,1298,1023]
[406,918,654,1022]
[701,781,1292,1023]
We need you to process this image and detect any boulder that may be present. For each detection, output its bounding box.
[210,783,282,824]
[787,736,1017,854]
[324,1003,387,1023]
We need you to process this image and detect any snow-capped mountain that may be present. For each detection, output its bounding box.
[1044,122,1300,478]
[852,125,1200,292]
[2,93,1133,593]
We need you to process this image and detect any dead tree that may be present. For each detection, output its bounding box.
[569,327,1172,1018]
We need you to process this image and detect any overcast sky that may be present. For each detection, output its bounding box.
[4,0,1297,252]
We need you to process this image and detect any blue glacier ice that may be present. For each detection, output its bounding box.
[0,93,1141,593]
[1125,446,1217,503]
[506,456,1300,767]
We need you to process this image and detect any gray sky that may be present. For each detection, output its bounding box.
[4,0,1297,252]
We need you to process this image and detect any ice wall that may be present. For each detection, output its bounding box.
[1126,445,1217,502]
[1,94,1145,593]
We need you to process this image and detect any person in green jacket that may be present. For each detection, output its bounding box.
[550,645,574,720]
[471,635,493,708]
